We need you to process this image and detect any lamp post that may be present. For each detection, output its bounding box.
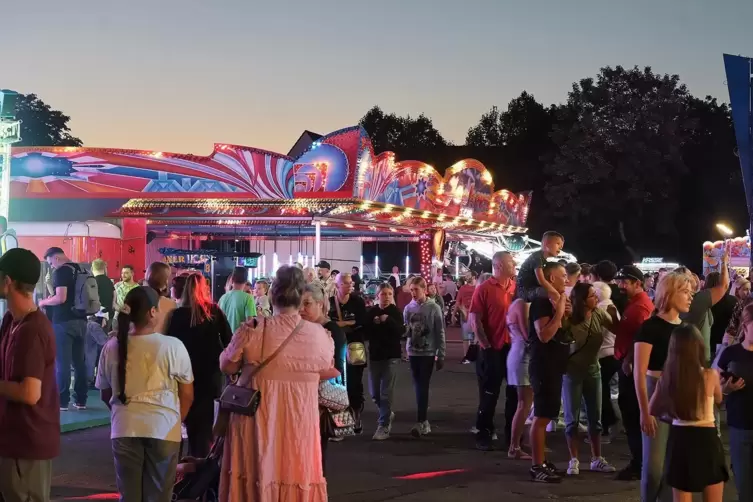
[0,90,20,221]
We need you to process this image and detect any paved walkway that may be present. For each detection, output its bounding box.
[51,340,739,501]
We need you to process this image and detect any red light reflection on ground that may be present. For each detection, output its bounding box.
[394,468,468,480]
[63,494,119,500]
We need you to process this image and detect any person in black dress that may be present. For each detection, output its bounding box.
[166,273,232,457]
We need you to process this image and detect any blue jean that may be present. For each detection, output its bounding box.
[112,437,180,502]
[369,359,399,426]
[54,319,88,406]
[642,375,671,502]
[729,427,753,502]
[562,366,602,438]
[409,356,435,423]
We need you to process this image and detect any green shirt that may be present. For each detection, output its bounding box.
[567,308,610,376]
[219,290,257,333]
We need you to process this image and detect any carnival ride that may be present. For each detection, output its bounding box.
[704,235,750,278]
[9,126,534,290]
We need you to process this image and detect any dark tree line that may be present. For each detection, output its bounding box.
[359,66,747,270]
[12,93,82,147]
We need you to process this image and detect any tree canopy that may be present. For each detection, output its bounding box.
[359,106,447,154]
[13,93,82,147]
[361,66,747,267]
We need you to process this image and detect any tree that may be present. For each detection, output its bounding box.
[466,91,553,148]
[359,106,447,154]
[14,93,82,147]
[543,66,696,262]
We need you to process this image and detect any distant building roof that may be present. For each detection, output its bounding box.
[287,130,323,158]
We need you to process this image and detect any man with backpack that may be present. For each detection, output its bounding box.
[39,247,101,411]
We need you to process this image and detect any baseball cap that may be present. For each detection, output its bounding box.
[616,265,644,282]
[43,246,65,259]
[0,248,41,285]
[316,260,331,270]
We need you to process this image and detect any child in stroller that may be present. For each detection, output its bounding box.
[173,437,224,502]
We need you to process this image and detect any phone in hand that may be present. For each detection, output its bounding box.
[721,371,739,382]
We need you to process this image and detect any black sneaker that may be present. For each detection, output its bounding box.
[544,460,564,475]
[475,431,493,451]
[616,464,641,481]
[530,464,562,483]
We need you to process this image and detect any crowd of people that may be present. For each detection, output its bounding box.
[0,237,751,501]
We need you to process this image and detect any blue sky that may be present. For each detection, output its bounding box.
[5,0,752,154]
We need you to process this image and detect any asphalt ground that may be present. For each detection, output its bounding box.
[51,332,739,501]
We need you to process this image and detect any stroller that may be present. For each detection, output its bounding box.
[172,437,224,502]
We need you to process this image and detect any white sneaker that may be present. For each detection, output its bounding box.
[578,423,588,433]
[412,420,431,438]
[546,421,557,432]
[372,426,390,441]
[389,411,395,429]
[469,426,497,440]
[590,456,616,473]
[567,458,580,475]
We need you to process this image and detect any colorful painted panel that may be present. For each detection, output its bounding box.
[10,125,532,229]
[10,146,295,199]
[291,126,361,197]
[355,144,532,227]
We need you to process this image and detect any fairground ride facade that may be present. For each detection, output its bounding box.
[9,126,533,282]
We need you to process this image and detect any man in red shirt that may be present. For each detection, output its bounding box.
[613,265,654,481]
[469,251,517,451]
[0,248,60,501]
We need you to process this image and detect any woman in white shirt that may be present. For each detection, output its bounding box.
[96,286,194,502]
[592,281,620,441]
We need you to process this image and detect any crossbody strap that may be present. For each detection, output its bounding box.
[334,295,343,322]
[568,315,594,359]
[251,318,305,377]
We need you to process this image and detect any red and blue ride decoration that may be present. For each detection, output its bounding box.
[10,126,531,228]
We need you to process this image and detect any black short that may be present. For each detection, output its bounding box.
[665,426,728,492]
[529,359,563,420]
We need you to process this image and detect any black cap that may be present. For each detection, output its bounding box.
[316,260,331,270]
[616,265,644,282]
[43,246,65,259]
[0,248,41,285]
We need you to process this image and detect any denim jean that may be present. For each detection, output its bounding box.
[85,321,109,383]
[409,356,435,422]
[562,365,602,438]
[618,367,642,469]
[111,437,180,502]
[641,375,671,502]
[54,319,89,406]
[369,358,399,426]
[729,427,753,502]
[476,345,517,446]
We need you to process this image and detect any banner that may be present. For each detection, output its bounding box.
[724,54,753,214]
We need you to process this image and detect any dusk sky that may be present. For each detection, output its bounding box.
[6,0,753,155]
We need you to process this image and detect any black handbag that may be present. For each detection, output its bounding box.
[218,319,304,417]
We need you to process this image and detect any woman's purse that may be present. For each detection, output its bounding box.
[334,295,367,366]
[318,380,349,411]
[325,408,356,438]
[217,319,304,418]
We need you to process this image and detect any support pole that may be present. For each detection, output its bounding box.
[314,221,321,266]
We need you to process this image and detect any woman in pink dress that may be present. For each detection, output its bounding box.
[219,265,334,501]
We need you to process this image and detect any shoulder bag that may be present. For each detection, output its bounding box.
[217,318,304,418]
[335,295,367,366]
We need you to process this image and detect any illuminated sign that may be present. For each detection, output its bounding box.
[641,257,664,264]
[0,121,20,144]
